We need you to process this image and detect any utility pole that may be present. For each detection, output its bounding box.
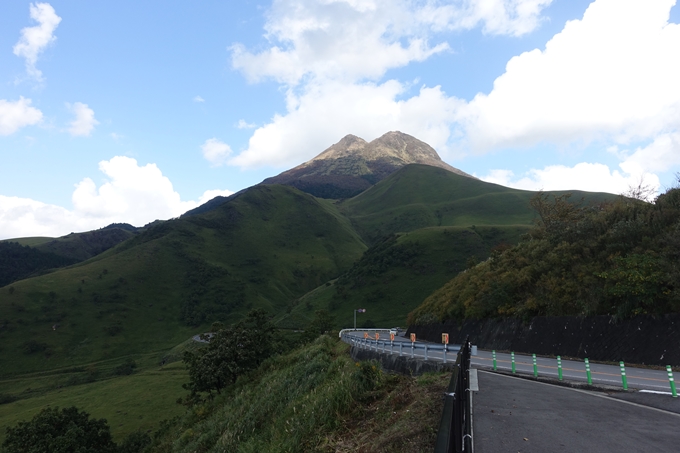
[354,308,366,329]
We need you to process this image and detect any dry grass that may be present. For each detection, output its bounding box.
[325,372,449,453]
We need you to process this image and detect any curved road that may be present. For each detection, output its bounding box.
[342,330,678,394]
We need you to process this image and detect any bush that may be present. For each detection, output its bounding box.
[2,406,117,453]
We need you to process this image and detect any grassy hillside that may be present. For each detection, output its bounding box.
[0,353,189,444]
[408,187,680,324]
[6,226,138,262]
[340,164,616,243]
[0,185,366,375]
[277,224,530,329]
[147,336,447,453]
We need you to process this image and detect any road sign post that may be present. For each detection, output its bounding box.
[353,308,366,329]
[410,333,416,358]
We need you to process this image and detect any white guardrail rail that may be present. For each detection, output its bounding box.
[339,329,463,363]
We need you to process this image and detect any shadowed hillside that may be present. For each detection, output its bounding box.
[0,185,366,375]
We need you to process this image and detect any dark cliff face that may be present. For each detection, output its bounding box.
[262,131,474,199]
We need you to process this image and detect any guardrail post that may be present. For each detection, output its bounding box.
[532,353,538,377]
[425,344,429,360]
[585,358,592,385]
[620,361,628,390]
[492,350,496,370]
[667,366,677,397]
[511,352,516,373]
[399,342,403,356]
[557,356,563,380]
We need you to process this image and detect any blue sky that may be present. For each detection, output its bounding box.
[1,0,679,239]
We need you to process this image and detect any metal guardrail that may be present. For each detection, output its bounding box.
[340,331,473,452]
[435,336,472,453]
[340,334,462,363]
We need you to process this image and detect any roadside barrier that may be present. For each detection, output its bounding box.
[434,336,472,453]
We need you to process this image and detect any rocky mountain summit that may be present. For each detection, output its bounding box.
[262,131,474,198]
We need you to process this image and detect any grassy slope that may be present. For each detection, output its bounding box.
[1,238,54,247]
[148,336,446,453]
[340,164,616,243]
[0,359,188,444]
[277,225,530,329]
[0,184,366,376]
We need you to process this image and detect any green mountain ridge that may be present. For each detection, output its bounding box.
[0,164,620,377]
[0,184,366,375]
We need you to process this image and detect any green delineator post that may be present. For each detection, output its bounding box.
[511,352,516,373]
[557,356,563,380]
[492,350,497,371]
[667,366,677,397]
[620,361,628,390]
[532,354,538,377]
[585,358,592,385]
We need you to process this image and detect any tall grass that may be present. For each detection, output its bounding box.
[150,336,383,452]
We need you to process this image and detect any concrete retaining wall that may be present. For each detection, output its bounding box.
[350,346,455,375]
[406,314,680,366]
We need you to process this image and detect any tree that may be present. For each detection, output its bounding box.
[302,309,335,342]
[182,309,276,396]
[2,406,117,453]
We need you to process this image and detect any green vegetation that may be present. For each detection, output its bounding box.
[0,354,188,444]
[339,164,615,244]
[0,242,79,287]
[5,225,137,263]
[182,309,276,397]
[0,184,366,375]
[409,185,680,324]
[149,336,446,452]
[278,225,530,329]
[2,406,118,453]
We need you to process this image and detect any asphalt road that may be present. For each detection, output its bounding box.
[474,371,680,452]
[342,331,678,393]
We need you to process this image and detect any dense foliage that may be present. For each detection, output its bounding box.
[2,406,118,453]
[0,242,78,287]
[409,184,680,324]
[182,309,276,396]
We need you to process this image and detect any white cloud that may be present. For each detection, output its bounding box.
[193,95,205,103]
[198,189,235,204]
[232,0,551,86]
[236,119,257,129]
[201,138,232,166]
[0,97,43,135]
[230,81,462,168]
[479,162,660,195]
[228,0,552,168]
[458,0,680,152]
[67,102,99,137]
[617,133,680,174]
[13,2,62,81]
[0,156,234,239]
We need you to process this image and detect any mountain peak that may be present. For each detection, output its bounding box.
[262,131,474,199]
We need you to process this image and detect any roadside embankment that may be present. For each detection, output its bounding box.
[407,314,680,366]
[350,345,455,375]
